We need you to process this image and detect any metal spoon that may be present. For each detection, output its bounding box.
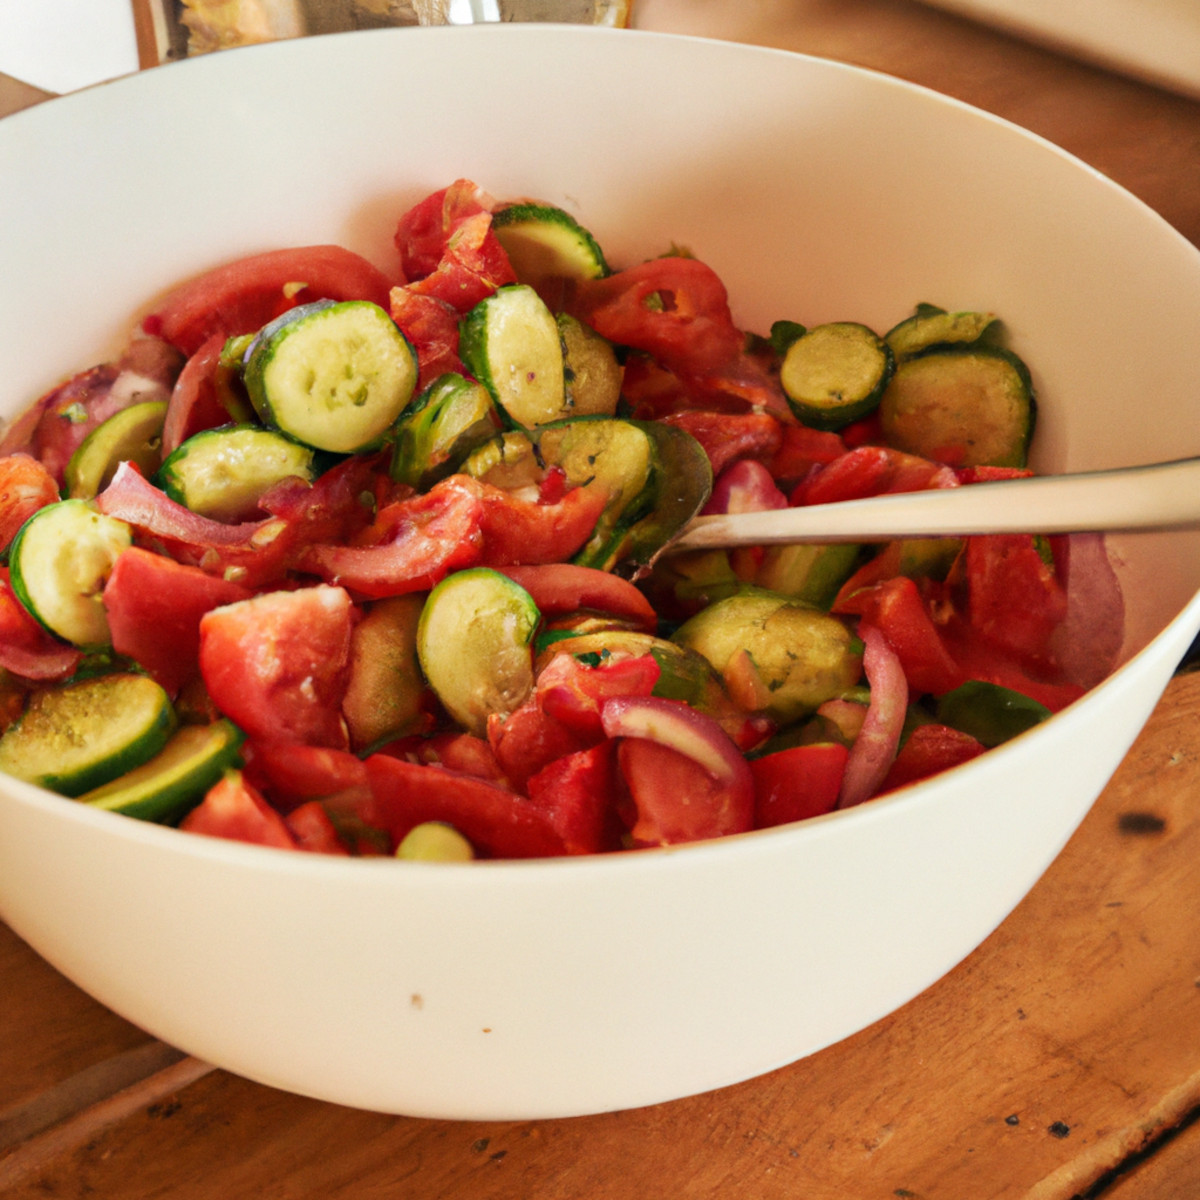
[671,456,1200,551]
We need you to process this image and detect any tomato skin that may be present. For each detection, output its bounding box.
[965,534,1068,668]
[750,742,848,828]
[878,723,985,794]
[616,737,754,847]
[836,577,963,697]
[793,446,958,506]
[103,547,254,695]
[242,739,370,812]
[285,800,351,855]
[525,741,623,855]
[0,567,81,681]
[765,422,847,486]
[571,256,745,375]
[364,753,569,859]
[387,289,465,391]
[476,480,612,567]
[144,245,395,357]
[181,770,299,850]
[487,698,590,792]
[494,563,658,633]
[199,585,355,749]
[0,454,59,552]
[657,411,783,479]
[406,211,516,311]
[300,475,484,599]
[394,179,494,282]
[536,652,661,739]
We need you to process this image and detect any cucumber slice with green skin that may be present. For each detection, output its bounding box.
[885,304,999,362]
[538,418,658,568]
[65,400,168,500]
[463,417,657,560]
[78,718,245,823]
[243,299,418,454]
[390,373,501,490]
[878,344,1036,468]
[416,568,541,738]
[458,284,567,428]
[606,420,713,578]
[9,500,131,648]
[462,416,711,575]
[558,314,622,418]
[492,202,609,289]
[156,424,316,522]
[672,589,863,725]
[780,322,895,431]
[0,673,176,797]
[752,542,862,609]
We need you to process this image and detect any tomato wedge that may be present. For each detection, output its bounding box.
[750,742,848,828]
[144,245,395,356]
[181,769,299,850]
[571,256,745,375]
[0,567,81,681]
[103,547,254,695]
[364,753,569,859]
[494,563,658,633]
[300,475,484,599]
[199,586,355,749]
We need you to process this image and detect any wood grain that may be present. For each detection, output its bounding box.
[3,2,1200,1196]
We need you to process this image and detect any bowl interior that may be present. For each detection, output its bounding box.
[2,25,1200,1118]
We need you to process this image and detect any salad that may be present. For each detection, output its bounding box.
[0,179,1124,859]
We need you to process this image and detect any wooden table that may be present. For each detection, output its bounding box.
[4,2,1200,1195]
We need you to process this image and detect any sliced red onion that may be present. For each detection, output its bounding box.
[701,459,789,516]
[837,624,908,809]
[1048,533,1126,689]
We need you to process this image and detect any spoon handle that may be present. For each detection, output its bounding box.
[672,457,1200,550]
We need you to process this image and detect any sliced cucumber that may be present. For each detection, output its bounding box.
[156,424,316,522]
[396,821,475,862]
[342,594,427,751]
[65,400,168,500]
[492,202,609,290]
[79,718,245,823]
[672,589,862,724]
[878,344,1035,468]
[458,284,567,428]
[462,416,711,575]
[885,304,999,362]
[0,672,176,797]
[606,420,712,577]
[9,500,131,648]
[416,568,540,738]
[537,418,658,568]
[390,373,501,490]
[243,299,418,454]
[780,322,894,431]
[752,542,862,609]
[558,314,622,418]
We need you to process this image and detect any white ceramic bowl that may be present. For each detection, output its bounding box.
[2,26,1200,1121]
